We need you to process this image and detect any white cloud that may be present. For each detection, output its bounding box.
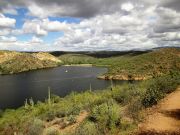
[53,5,180,51]
[22,19,71,36]
[2,5,18,15]
[163,32,180,41]
[27,3,67,19]
[0,40,53,52]
[153,7,180,33]
[11,29,24,35]
[0,14,16,28]
[0,36,17,42]
[121,2,134,12]
[54,10,154,51]
[0,1,180,51]
[31,36,43,43]
[22,20,48,36]
[27,3,46,18]
[0,29,12,36]
[41,19,70,32]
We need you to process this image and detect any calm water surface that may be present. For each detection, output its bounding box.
[0,66,127,110]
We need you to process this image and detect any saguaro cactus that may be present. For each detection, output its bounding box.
[48,87,51,106]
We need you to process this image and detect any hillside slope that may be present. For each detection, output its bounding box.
[99,48,180,80]
[0,51,62,74]
[58,48,180,80]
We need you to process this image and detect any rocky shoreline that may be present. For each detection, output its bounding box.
[63,64,93,67]
[97,74,151,81]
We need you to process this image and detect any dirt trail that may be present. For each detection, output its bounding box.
[139,88,180,134]
[44,111,88,134]
[59,111,88,132]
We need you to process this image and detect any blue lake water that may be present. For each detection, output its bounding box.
[0,66,128,109]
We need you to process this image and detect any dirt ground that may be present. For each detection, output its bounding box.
[138,88,180,135]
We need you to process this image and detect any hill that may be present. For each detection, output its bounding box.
[59,48,180,80]
[0,51,62,75]
[51,50,150,58]
[103,48,180,80]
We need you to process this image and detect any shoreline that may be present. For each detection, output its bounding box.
[1,64,150,81]
[97,74,151,81]
[63,64,93,67]
[0,65,60,75]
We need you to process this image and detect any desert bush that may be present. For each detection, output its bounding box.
[44,127,58,135]
[142,72,180,107]
[27,119,44,135]
[156,71,179,93]
[67,115,76,124]
[75,121,100,135]
[51,94,62,103]
[90,99,121,131]
[41,109,56,121]
[112,85,142,105]
[127,97,144,121]
[142,85,164,107]
[120,118,137,135]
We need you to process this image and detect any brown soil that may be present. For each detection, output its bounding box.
[138,88,180,135]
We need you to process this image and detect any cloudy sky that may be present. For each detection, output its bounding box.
[0,0,179,51]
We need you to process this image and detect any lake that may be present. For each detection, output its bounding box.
[0,66,127,110]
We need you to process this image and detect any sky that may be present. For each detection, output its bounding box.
[0,0,179,51]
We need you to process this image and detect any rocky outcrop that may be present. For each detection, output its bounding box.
[98,74,151,81]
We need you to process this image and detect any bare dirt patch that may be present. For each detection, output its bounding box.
[138,88,180,135]
[45,111,88,134]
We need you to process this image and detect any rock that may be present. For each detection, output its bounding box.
[98,74,150,81]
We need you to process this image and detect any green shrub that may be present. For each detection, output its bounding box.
[120,118,133,131]
[51,94,62,103]
[0,110,3,118]
[142,85,164,107]
[156,71,179,93]
[27,119,44,135]
[42,110,56,121]
[142,72,180,107]
[120,118,137,135]
[67,115,76,124]
[112,85,142,105]
[90,99,121,131]
[75,121,99,135]
[127,97,144,121]
[44,127,58,135]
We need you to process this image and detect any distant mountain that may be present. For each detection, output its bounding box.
[0,51,62,75]
[50,50,151,58]
[50,47,180,58]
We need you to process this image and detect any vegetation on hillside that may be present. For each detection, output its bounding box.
[59,48,180,80]
[1,48,179,79]
[0,51,62,75]
[0,48,179,134]
[0,71,179,135]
